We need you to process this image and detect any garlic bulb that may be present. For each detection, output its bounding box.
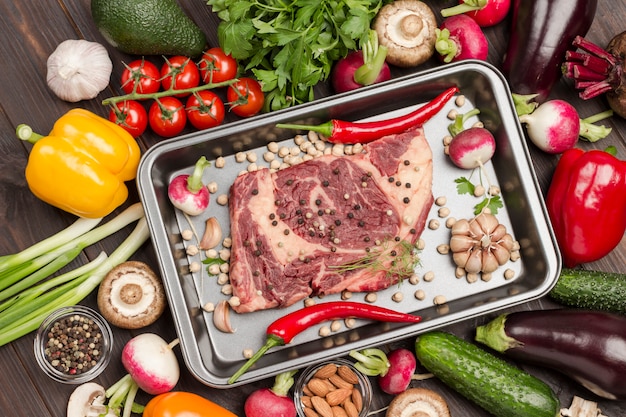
[46,39,112,102]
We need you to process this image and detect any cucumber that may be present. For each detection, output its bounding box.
[549,268,626,314]
[414,331,560,417]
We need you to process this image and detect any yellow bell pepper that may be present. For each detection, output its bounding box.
[17,108,141,218]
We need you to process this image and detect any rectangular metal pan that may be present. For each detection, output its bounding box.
[137,60,561,388]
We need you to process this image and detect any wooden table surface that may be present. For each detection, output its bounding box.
[1,1,625,416]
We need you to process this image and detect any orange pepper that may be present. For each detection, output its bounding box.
[143,392,238,417]
[17,108,141,218]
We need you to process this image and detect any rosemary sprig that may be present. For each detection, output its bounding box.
[330,239,420,278]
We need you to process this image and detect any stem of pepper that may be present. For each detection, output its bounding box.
[228,335,284,384]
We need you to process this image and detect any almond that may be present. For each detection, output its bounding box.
[329,374,354,390]
[332,406,349,417]
[337,365,359,385]
[343,399,359,417]
[311,396,334,417]
[351,388,363,412]
[303,407,321,417]
[307,378,331,397]
[326,388,352,406]
[314,363,338,379]
[301,395,313,409]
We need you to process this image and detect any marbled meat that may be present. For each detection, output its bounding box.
[228,127,433,313]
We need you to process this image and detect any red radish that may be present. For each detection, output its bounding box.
[332,30,391,93]
[244,370,297,417]
[350,347,417,395]
[378,348,417,395]
[441,0,511,27]
[447,109,496,169]
[121,333,180,395]
[435,15,488,63]
[168,156,211,216]
[514,94,613,154]
[103,334,181,417]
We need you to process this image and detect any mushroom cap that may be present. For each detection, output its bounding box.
[373,0,438,67]
[386,387,451,417]
[97,261,166,329]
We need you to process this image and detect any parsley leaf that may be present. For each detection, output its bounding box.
[455,177,475,195]
[206,0,386,110]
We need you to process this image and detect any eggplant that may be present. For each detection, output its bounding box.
[501,0,597,102]
[475,309,626,400]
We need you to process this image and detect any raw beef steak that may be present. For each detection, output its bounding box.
[228,127,433,313]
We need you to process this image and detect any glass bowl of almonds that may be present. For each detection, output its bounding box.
[294,358,372,417]
[34,305,113,384]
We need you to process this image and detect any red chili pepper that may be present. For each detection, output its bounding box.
[227,301,421,384]
[545,147,626,267]
[276,86,459,144]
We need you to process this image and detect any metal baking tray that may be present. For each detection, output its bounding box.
[137,60,561,388]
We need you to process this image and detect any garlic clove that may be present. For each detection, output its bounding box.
[464,249,483,274]
[492,243,512,265]
[46,39,112,102]
[449,234,476,252]
[213,300,235,333]
[199,217,223,250]
[481,249,500,273]
[450,218,470,235]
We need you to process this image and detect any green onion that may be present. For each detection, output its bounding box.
[0,203,150,346]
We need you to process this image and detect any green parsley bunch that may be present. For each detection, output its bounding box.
[207,0,387,111]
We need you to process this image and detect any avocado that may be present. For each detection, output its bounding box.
[91,0,207,57]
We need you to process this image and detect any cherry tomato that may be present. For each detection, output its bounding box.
[108,100,148,138]
[120,59,161,96]
[226,77,265,118]
[149,96,187,138]
[160,56,200,96]
[185,90,226,130]
[198,47,238,84]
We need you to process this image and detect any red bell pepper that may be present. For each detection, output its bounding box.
[546,147,626,267]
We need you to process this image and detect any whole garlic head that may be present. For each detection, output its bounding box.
[46,39,112,102]
[449,212,514,274]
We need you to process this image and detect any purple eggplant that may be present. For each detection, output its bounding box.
[501,0,597,102]
[475,309,626,400]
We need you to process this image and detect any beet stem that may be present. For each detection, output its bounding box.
[581,82,614,100]
[572,64,608,81]
[572,35,618,65]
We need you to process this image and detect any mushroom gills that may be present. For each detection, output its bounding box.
[97,261,166,329]
[386,387,451,417]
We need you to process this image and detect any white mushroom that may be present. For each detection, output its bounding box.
[373,0,438,67]
[67,382,117,417]
[97,261,166,329]
[386,387,451,417]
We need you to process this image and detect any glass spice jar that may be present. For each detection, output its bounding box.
[34,305,113,384]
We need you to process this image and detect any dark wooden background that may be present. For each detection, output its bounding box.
[1,0,625,416]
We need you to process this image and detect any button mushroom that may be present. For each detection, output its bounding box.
[67,382,117,417]
[97,261,166,329]
[372,0,438,67]
[386,387,451,417]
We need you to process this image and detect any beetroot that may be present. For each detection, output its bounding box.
[563,33,626,118]
[435,15,488,63]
